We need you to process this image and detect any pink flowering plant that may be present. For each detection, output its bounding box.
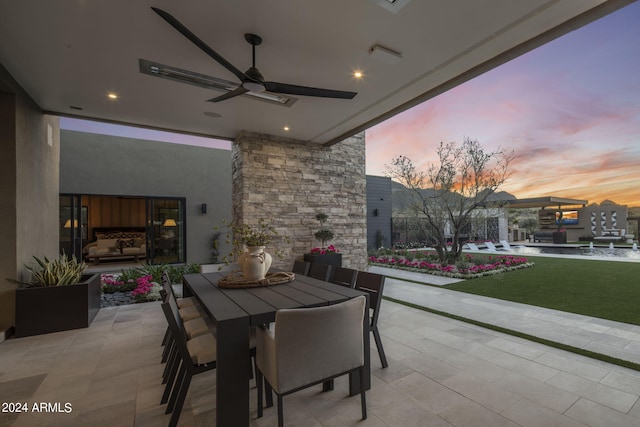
[310,245,339,255]
[101,272,162,302]
[101,273,137,293]
[131,275,162,303]
[368,250,534,279]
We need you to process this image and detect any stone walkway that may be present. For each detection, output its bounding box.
[369,265,640,366]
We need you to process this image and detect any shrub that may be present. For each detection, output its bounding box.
[26,254,86,287]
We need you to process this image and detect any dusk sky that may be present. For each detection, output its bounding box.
[365,2,640,207]
[63,3,639,207]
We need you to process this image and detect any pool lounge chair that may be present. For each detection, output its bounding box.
[484,241,507,251]
[465,243,480,251]
[499,240,524,251]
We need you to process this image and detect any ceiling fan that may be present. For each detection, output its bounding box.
[151,7,357,103]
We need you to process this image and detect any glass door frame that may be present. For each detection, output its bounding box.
[59,194,87,260]
[146,197,187,265]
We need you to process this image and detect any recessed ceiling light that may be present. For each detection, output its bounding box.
[353,71,363,79]
[107,93,118,100]
[283,126,290,132]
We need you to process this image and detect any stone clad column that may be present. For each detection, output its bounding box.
[232,131,367,270]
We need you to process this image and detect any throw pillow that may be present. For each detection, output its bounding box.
[119,238,135,248]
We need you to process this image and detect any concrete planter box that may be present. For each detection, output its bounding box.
[552,231,567,244]
[15,273,101,337]
[303,253,342,268]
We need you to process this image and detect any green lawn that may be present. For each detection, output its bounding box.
[444,256,640,325]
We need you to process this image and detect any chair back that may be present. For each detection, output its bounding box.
[265,296,366,393]
[354,271,385,327]
[331,267,357,288]
[308,263,332,281]
[292,260,311,276]
[161,302,191,362]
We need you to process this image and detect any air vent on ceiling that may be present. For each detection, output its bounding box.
[372,0,411,14]
[138,59,297,107]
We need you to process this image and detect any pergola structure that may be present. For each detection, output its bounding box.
[504,196,588,210]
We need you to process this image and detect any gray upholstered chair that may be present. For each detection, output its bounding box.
[256,296,367,427]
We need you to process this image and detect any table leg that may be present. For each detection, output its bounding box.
[216,318,251,427]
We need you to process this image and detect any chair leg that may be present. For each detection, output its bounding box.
[277,395,284,427]
[162,345,179,386]
[372,326,388,368]
[360,366,367,420]
[166,364,187,414]
[256,368,263,418]
[161,333,174,363]
[265,379,274,408]
[162,360,183,406]
[162,342,177,382]
[169,371,192,427]
[161,326,170,347]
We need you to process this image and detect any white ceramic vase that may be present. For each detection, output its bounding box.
[239,246,272,281]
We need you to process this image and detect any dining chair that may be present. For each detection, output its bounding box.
[355,271,388,368]
[256,296,367,427]
[161,290,214,385]
[292,260,310,275]
[331,266,358,288]
[160,301,217,427]
[162,279,201,321]
[307,262,333,281]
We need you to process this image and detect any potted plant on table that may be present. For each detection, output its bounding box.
[13,253,101,337]
[304,213,342,268]
[219,220,288,281]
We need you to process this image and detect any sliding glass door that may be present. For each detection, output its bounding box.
[146,197,186,264]
[59,195,87,259]
[59,194,185,265]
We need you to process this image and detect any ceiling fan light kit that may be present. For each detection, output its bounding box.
[150,7,357,104]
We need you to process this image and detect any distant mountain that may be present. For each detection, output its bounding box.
[391,181,516,213]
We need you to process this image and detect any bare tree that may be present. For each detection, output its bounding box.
[386,137,514,264]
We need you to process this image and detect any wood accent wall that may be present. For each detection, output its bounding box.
[85,196,145,229]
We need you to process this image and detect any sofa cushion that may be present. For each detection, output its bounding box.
[122,247,143,255]
[97,238,119,250]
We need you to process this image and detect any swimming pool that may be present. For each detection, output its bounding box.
[508,245,640,260]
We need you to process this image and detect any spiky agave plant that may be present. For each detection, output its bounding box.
[27,253,87,287]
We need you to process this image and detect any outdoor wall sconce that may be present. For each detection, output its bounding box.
[201,203,207,214]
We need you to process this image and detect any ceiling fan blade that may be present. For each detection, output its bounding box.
[151,7,247,82]
[206,87,248,103]
[263,81,357,99]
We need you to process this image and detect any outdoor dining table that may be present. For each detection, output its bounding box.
[182,270,371,427]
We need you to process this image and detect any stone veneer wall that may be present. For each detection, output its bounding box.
[232,131,367,270]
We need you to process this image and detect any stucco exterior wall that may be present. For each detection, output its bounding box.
[232,131,367,270]
[0,90,59,331]
[60,130,232,265]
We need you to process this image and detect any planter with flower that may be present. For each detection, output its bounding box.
[303,213,342,268]
[13,254,101,337]
[220,219,288,281]
[553,212,567,244]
